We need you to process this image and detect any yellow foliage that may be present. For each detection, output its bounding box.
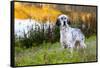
[15,2,95,24]
[14,2,61,23]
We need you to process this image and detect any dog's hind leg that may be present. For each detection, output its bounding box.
[79,41,86,55]
[80,41,86,49]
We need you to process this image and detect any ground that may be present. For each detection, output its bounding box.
[15,35,97,66]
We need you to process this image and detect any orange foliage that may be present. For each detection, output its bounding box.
[68,11,95,24]
[81,13,95,23]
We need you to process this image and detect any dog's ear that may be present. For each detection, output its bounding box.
[67,19,71,25]
[56,19,61,26]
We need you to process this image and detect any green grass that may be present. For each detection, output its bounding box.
[15,35,97,66]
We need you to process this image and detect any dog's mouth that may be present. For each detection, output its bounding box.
[63,21,69,27]
[63,25,66,27]
[63,24,67,27]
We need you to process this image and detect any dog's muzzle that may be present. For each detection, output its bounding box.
[63,21,66,26]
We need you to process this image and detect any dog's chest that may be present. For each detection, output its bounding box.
[60,28,73,41]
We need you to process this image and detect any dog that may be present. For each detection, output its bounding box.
[56,14,86,53]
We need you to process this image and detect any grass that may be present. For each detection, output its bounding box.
[15,35,97,66]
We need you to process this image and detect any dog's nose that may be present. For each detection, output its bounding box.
[64,21,66,26]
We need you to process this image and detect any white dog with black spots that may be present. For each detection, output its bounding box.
[56,14,86,54]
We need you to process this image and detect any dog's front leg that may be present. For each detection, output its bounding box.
[68,43,74,57]
[60,42,66,49]
[60,37,66,49]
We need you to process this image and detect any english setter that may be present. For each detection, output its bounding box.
[56,14,86,53]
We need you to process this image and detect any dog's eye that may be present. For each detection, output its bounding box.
[61,17,63,20]
[64,17,66,19]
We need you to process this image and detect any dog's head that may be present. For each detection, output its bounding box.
[56,14,71,27]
